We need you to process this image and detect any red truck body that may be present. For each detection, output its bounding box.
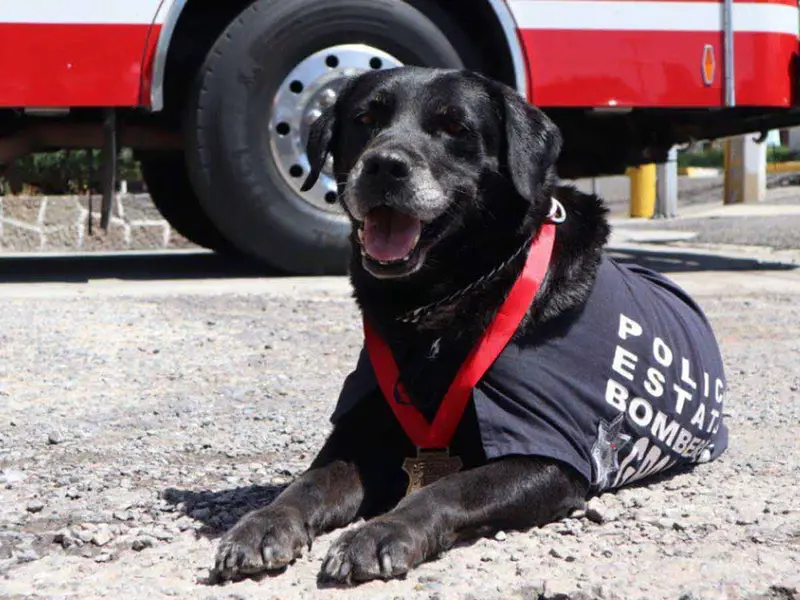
[1,0,799,273]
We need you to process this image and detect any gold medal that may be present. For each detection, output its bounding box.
[402,447,463,495]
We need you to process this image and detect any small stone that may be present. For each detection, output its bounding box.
[661,508,685,519]
[547,545,577,562]
[632,510,660,524]
[94,552,113,563]
[494,531,507,541]
[47,431,64,445]
[735,506,762,525]
[592,584,619,599]
[585,497,617,524]
[216,511,235,527]
[656,518,675,530]
[92,526,113,547]
[664,480,687,491]
[509,553,521,562]
[65,488,81,500]
[0,469,25,486]
[53,529,78,548]
[175,518,194,532]
[76,530,95,544]
[151,529,174,542]
[26,501,45,513]
[16,549,39,563]
[190,507,211,520]
[132,536,156,551]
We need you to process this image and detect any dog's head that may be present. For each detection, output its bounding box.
[301,67,562,279]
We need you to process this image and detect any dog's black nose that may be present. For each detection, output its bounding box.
[362,151,411,181]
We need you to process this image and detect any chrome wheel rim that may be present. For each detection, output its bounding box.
[269,44,404,214]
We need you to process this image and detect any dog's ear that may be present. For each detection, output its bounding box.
[498,87,563,202]
[300,105,338,192]
[301,77,360,192]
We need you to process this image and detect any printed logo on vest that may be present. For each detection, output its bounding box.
[591,413,632,491]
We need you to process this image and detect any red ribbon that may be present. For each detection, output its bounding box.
[363,223,556,449]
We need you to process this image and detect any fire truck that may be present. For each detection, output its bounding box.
[1,0,799,274]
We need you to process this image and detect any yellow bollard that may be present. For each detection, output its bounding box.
[629,163,656,218]
[722,139,732,204]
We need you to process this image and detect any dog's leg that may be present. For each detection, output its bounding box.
[320,456,586,583]
[212,458,360,581]
[212,398,405,581]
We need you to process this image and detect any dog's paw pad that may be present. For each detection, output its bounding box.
[318,521,419,584]
[211,507,308,582]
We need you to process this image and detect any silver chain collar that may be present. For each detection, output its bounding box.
[395,198,566,325]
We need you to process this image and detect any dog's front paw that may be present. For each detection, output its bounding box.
[212,505,310,582]
[319,519,426,584]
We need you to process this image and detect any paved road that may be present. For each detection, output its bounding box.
[569,172,800,218]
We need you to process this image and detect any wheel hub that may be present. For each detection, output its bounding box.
[269,44,404,214]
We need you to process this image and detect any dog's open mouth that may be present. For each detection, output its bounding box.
[357,206,423,266]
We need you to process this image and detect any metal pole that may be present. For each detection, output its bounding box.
[722,0,735,106]
[655,146,678,218]
[100,108,117,230]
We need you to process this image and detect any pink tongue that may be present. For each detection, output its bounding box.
[363,207,422,262]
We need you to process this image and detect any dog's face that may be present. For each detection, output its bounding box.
[301,67,562,279]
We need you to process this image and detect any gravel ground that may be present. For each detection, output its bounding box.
[1,268,799,600]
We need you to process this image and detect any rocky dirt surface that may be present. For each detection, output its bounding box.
[1,266,799,600]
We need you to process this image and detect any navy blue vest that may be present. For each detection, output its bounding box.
[332,256,729,493]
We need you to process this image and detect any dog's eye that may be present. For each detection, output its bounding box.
[441,119,466,136]
[357,110,376,126]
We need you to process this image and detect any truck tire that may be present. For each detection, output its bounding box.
[137,151,235,253]
[184,0,477,275]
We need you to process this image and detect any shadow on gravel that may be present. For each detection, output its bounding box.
[163,463,701,541]
[0,251,291,284]
[162,483,289,539]
[610,248,798,273]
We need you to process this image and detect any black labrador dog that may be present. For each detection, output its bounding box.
[212,67,729,584]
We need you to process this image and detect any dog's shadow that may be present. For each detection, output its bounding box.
[162,483,288,540]
[164,461,703,588]
[164,461,700,540]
